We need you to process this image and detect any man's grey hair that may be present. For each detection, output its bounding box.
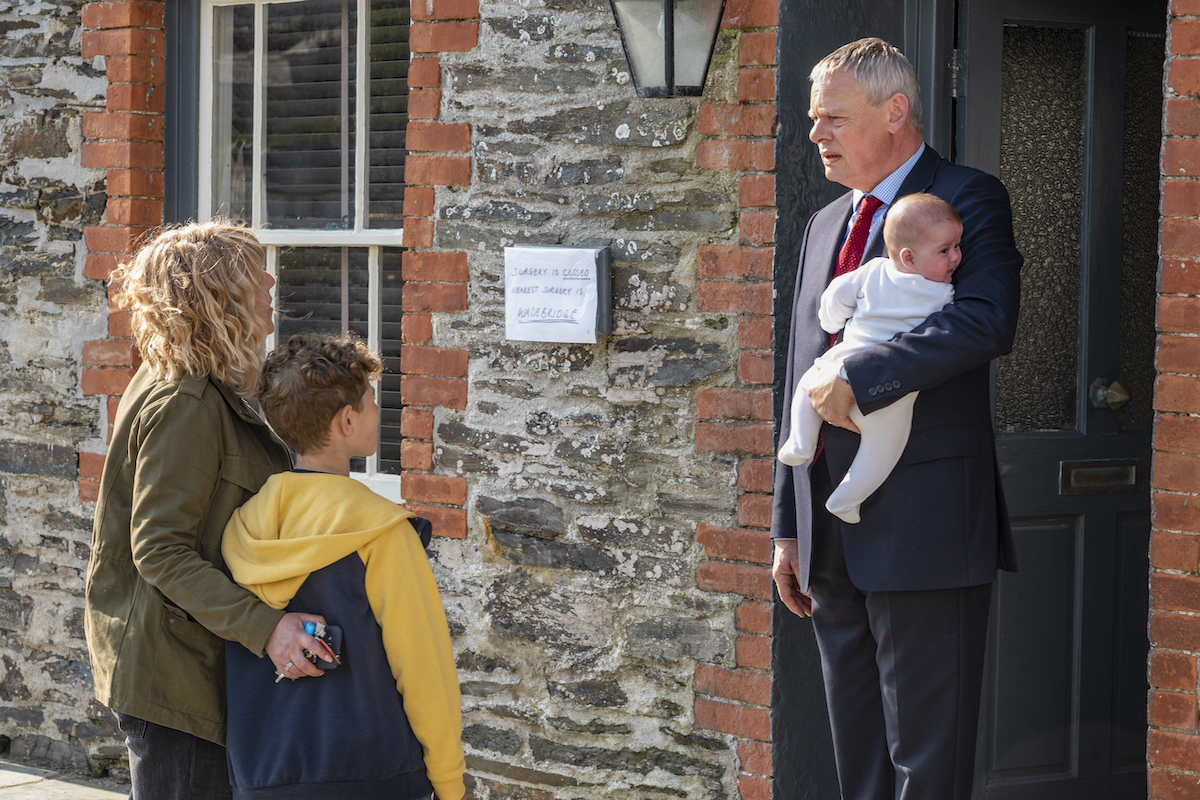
[810,38,923,134]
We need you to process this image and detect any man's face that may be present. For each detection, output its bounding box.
[906,220,963,284]
[808,69,898,192]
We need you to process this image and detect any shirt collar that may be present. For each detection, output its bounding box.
[851,143,926,209]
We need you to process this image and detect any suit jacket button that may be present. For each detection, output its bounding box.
[894,380,901,389]
[876,384,885,393]
[868,387,877,397]
[885,382,894,391]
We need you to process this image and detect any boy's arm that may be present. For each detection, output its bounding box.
[818,267,868,335]
[361,523,465,800]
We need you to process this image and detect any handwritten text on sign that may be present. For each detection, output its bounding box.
[504,246,599,343]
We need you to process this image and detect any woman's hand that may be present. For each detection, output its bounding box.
[264,612,337,679]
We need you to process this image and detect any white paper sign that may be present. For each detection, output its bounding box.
[504,246,599,343]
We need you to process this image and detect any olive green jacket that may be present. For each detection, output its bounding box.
[85,365,292,745]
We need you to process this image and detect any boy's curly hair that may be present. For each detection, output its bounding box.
[258,332,382,455]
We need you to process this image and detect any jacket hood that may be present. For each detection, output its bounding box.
[223,472,415,609]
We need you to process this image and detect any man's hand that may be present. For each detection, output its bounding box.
[265,612,336,679]
[773,540,812,618]
[807,362,859,433]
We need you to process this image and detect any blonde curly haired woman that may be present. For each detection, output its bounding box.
[85,222,335,800]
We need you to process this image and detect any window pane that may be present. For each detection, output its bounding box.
[994,25,1086,432]
[212,4,254,222]
[265,0,357,229]
[275,246,369,339]
[368,0,409,229]
[378,248,403,473]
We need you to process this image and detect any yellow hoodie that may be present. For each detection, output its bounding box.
[223,472,465,800]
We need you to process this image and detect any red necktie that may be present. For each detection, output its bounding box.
[829,194,883,347]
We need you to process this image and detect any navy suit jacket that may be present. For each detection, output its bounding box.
[771,147,1022,593]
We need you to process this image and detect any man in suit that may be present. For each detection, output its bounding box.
[770,38,1022,799]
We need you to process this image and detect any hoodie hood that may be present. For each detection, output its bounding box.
[223,472,415,609]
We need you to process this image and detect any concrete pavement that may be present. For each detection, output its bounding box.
[0,761,126,798]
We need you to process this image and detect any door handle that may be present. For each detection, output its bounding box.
[1089,378,1130,411]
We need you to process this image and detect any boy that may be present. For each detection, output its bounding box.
[221,332,465,800]
[777,192,961,524]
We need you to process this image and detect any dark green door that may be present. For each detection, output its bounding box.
[957,1,1164,797]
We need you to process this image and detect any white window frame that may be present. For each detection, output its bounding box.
[199,0,406,500]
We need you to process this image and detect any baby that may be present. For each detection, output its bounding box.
[777,192,962,524]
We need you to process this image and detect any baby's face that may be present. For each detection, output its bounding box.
[907,220,963,284]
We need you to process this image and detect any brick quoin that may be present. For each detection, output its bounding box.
[403,283,468,313]
[401,408,435,439]
[696,387,772,420]
[737,634,770,669]
[697,524,772,564]
[401,473,467,506]
[737,458,773,493]
[697,245,773,280]
[400,440,435,471]
[736,600,771,635]
[402,313,434,344]
[408,57,442,87]
[403,250,470,281]
[405,503,467,539]
[738,493,772,528]
[409,0,480,21]
[405,154,472,185]
[721,0,778,29]
[400,376,467,410]
[1153,530,1200,572]
[695,421,774,456]
[738,316,774,349]
[82,338,140,367]
[694,698,771,741]
[406,121,471,152]
[403,218,434,248]
[690,17,782,791]
[697,560,772,600]
[738,32,777,66]
[696,281,772,314]
[738,351,774,385]
[1161,257,1200,294]
[739,740,773,775]
[403,187,436,219]
[409,21,479,53]
[695,664,771,706]
[408,89,442,120]
[400,344,469,378]
[696,138,775,171]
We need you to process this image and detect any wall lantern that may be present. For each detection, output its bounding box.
[609,0,727,97]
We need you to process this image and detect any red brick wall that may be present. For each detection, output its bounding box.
[397,0,480,539]
[692,1,779,795]
[1151,2,1200,796]
[78,0,164,500]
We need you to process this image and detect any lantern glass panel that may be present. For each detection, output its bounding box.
[673,0,723,89]
[612,0,667,90]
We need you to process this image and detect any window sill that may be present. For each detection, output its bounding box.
[253,230,406,247]
[351,472,404,503]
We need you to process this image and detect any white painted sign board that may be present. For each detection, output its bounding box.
[504,246,602,343]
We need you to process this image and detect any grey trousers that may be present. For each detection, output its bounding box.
[115,712,231,800]
[808,455,992,800]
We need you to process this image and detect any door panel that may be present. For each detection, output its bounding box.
[959,1,1163,798]
[989,519,1078,778]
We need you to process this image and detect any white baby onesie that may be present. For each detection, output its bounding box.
[777,256,955,524]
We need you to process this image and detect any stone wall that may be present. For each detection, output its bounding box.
[404,0,780,796]
[0,0,116,772]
